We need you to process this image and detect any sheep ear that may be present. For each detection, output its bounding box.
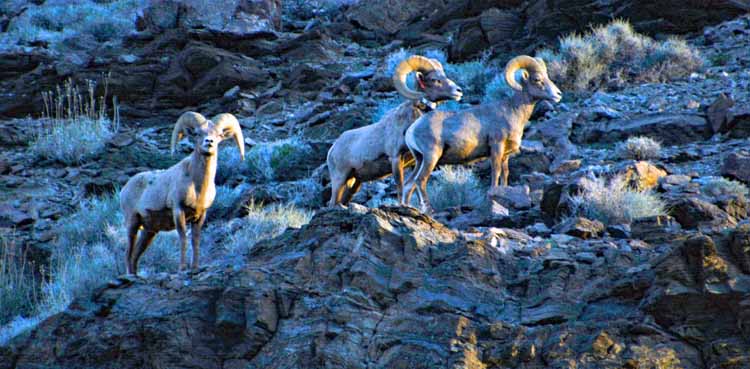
[520,70,529,82]
[415,72,426,90]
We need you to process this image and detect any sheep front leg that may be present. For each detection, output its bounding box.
[174,210,188,271]
[489,141,505,191]
[190,213,206,272]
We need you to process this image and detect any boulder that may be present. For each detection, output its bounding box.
[706,93,734,133]
[571,113,711,146]
[554,216,604,239]
[669,197,736,230]
[722,151,750,184]
[619,161,668,191]
[137,0,281,35]
[3,207,747,368]
[487,185,532,210]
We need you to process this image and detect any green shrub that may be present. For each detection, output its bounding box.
[536,19,703,91]
[700,177,749,198]
[615,136,662,160]
[426,166,484,211]
[569,174,666,225]
[223,201,314,255]
[246,138,312,182]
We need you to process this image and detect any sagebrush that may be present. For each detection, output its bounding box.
[569,174,666,224]
[536,19,702,91]
[615,136,662,160]
[425,166,484,211]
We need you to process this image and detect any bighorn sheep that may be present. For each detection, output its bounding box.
[327,55,463,207]
[403,55,562,211]
[120,112,245,275]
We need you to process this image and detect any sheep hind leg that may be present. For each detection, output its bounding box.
[342,178,362,205]
[403,151,423,206]
[125,217,140,275]
[489,142,505,191]
[329,175,349,207]
[131,230,157,276]
[502,155,511,187]
[414,151,441,213]
[391,157,405,204]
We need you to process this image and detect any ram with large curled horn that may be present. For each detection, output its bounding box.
[120,111,245,275]
[402,55,563,212]
[326,55,463,207]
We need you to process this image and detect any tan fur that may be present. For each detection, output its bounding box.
[327,56,463,207]
[121,112,244,275]
[402,56,563,212]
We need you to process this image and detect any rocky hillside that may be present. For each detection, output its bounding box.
[1,1,750,368]
[2,206,750,368]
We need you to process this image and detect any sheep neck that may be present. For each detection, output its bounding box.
[190,150,216,213]
[507,90,537,129]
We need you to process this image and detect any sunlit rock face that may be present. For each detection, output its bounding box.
[2,207,748,368]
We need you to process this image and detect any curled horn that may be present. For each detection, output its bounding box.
[211,113,245,160]
[504,55,544,92]
[392,55,441,101]
[171,112,208,155]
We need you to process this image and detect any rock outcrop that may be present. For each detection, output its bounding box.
[2,207,748,369]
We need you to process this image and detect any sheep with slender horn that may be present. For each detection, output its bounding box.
[402,55,563,212]
[120,112,245,275]
[326,55,463,206]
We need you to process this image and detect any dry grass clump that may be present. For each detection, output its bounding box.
[425,166,484,211]
[615,136,662,160]
[223,201,314,255]
[0,235,40,327]
[246,138,312,182]
[31,77,119,165]
[700,177,749,199]
[536,19,703,91]
[569,174,666,225]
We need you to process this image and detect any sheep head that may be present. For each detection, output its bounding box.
[393,55,463,103]
[504,55,562,103]
[170,111,245,159]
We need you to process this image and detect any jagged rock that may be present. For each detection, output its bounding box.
[706,93,734,133]
[571,113,711,145]
[137,0,281,35]
[658,174,692,192]
[630,215,680,244]
[726,105,750,139]
[554,216,604,239]
[487,185,532,210]
[642,229,750,368]
[669,197,736,230]
[722,151,750,184]
[4,207,748,368]
[0,204,34,227]
[618,161,668,191]
[607,224,631,239]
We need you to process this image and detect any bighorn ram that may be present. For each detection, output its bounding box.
[403,55,562,211]
[120,112,245,275]
[327,55,463,206]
